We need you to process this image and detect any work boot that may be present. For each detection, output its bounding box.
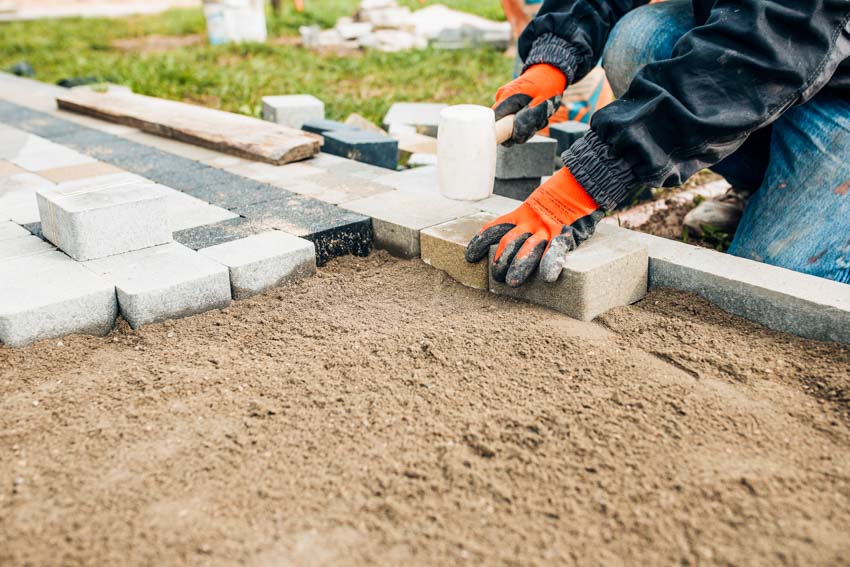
[683,188,749,236]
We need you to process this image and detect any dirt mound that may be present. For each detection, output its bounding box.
[1,252,848,566]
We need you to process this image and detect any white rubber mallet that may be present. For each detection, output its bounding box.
[437,104,515,201]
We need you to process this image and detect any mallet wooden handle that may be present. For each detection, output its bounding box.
[495,114,515,145]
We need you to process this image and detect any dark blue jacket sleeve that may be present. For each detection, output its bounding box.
[519,0,651,83]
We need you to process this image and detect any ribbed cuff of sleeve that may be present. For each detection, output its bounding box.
[562,130,639,211]
[521,33,581,84]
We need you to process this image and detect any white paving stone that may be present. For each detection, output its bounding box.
[9,137,96,172]
[37,173,172,261]
[0,172,55,224]
[199,231,316,299]
[161,187,238,232]
[261,94,324,129]
[625,226,850,344]
[0,250,117,347]
[84,242,231,329]
[343,190,478,258]
[0,234,55,261]
[374,165,437,193]
[0,220,30,241]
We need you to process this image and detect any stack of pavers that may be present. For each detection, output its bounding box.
[493,135,558,200]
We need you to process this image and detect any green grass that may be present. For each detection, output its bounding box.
[0,2,511,124]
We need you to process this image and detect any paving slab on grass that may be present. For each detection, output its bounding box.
[420,212,495,290]
[343,190,478,258]
[262,94,324,130]
[0,250,117,347]
[199,231,316,299]
[83,242,231,329]
[626,227,850,344]
[489,224,648,321]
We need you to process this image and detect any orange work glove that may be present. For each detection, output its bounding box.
[465,167,604,287]
[494,63,567,146]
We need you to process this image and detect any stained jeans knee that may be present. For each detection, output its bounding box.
[602,0,694,97]
[728,94,850,283]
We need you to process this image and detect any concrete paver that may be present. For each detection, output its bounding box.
[200,231,316,299]
[489,223,648,321]
[83,242,230,329]
[37,173,172,261]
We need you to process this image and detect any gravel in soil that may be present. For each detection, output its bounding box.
[1,252,849,566]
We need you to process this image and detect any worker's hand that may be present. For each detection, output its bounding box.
[465,168,604,287]
[494,63,567,146]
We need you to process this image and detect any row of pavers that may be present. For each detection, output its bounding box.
[2,73,847,346]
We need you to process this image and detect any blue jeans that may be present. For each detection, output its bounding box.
[601,0,850,283]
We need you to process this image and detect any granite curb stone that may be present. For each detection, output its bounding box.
[624,226,850,344]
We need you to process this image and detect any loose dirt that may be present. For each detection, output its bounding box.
[2,252,849,566]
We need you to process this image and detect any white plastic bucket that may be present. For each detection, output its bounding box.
[203,0,267,45]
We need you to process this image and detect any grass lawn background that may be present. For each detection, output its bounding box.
[0,1,511,125]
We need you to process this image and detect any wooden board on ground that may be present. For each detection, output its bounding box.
[56,90,322,165]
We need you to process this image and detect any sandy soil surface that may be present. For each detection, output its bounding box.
[1,252,849,566]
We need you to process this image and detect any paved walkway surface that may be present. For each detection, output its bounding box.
[0,73,519,346]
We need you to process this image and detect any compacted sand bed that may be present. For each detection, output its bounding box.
[1,252,849,566]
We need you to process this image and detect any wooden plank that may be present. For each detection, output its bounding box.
[56,90,323,165]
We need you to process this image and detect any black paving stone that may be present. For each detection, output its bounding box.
[305,220,372,266]
[190,177,291,209]
[234,194,372,265]
[493,177,541,200]
[322,130,398,170]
